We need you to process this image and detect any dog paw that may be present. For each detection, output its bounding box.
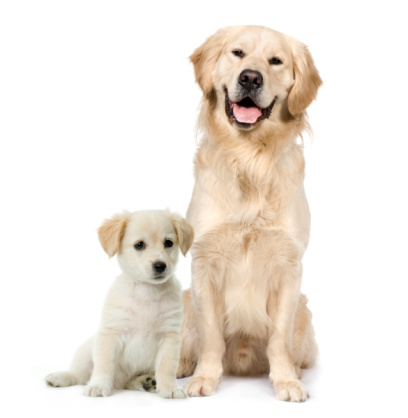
[185,376,218,397]
[125,374,157,393]
[274,380,309,402]
[158,386,188,399]
[45,372,76,387]
[83,384,112,397]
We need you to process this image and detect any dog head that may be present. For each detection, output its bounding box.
[190,26,322,131]
[98,210,194,285]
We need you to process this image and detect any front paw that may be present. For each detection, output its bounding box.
[83,384,112,397]
[274,380,309,402]
[185,376,218,397]
[157,385,187,399]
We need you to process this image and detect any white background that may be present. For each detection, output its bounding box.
[1,0,407,416]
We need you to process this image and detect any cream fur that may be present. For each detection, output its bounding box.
[45,210,193,399]
[178,26,322,402]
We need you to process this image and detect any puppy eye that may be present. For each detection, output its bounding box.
[269,57,283,65]
[232,49,244,58]
[164,240,173,248]
[134,241,146,251]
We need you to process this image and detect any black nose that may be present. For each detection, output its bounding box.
[239,69,263,90]
[153,262,167,274]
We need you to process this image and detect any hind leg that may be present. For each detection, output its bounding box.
[292,294,318,375]
[45,337,93,388]
[45,371,78,387]
[177,289,198,378]
[125,374,157,393]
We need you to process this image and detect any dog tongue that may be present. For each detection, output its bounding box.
[232,103,262,124]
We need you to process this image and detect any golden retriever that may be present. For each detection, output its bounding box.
[46,210,193,399]
[177,26,322,402]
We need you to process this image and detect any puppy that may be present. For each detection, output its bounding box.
[46,210,193,399]
[178,26,322,402]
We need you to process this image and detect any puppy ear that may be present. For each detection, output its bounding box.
[98,212,129,258]
[287,40,322,116]
[190,27,231,98]
[170,214,194,257]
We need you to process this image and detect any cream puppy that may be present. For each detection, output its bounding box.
[45,210,193,399]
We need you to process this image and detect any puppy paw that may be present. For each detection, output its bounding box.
[185,376,218,397]
[125,374,157,393]
[45,372,77,387]
[83,384,112,397]
[158,386,188,399]
[274,380,309,402]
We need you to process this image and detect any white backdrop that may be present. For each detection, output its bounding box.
[1,0,407,415]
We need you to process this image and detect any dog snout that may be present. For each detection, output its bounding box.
[153,261,167,275]
[238,69,263,90]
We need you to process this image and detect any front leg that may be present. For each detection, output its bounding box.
[84,331,117,397]
[267,261,308,402]
[155,333,187,399]
[185,260,225,397]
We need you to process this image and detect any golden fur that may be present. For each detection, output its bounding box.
[177,26,322,402]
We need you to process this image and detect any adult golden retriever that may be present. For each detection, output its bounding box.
[178,26,322,402]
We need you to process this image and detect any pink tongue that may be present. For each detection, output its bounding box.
[232,104,262,124]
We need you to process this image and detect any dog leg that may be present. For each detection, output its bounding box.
[83,332,117,397]
[267,266,309,402]
[177,289,198,378]
[155,334,187,399]
[185,264,225,397]
[125,374,157,393]
[45,337,93,388]
[292,293,318,379]
[45,371,78,388]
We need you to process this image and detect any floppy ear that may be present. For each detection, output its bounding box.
[190,27,231,98]
[287,40,322,116]
[98,212,129,258]
[170,213,194,256]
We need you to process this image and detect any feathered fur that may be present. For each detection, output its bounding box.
[178,26,322,402]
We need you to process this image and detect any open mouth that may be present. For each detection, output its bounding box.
[225,91,275,126]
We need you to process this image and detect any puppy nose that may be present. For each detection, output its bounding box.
[153,262,167,274]
[239,69,263,89]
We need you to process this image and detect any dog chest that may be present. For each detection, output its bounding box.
[102,282,182,340]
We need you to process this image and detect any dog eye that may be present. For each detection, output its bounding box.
[134,241,146,251]
[269,57,283,65]
[164,240,173,248]
[232,49,244,58]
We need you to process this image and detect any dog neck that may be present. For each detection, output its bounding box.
[192,101,308,218]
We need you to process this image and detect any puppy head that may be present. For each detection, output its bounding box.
[98,210,193,285]
[191,25,322,132]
